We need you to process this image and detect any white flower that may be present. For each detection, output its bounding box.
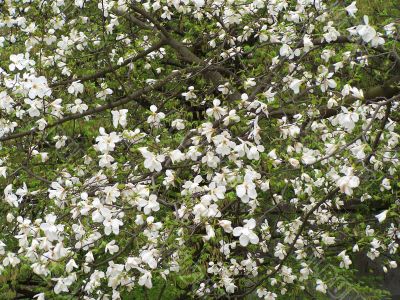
[232,218,259,247]
[380,178,391,191]
[206,99,227,120]
[40,214,63,242]
[331,107,359,132]
[318,72,336,92]
[257,288,277,300]
[33,293,45,300]
[350,140,366,160]
[53,274,76,294]
[223,109,240,126]
[192,0,205,8]
[48,182,67,201]
[203,224,216,241]
[147,105,165,127]
[95,127,121,153]
[138,194,160,215]
[3,252,20,267]
[389,261,397,269]
[213,132,235,156]
[66,259,78,273]
[0,241,6,255]
[169,149,185,164]
[68,99,88,114]
[322,234,335,245]
[280,44,292,57]
[96,84,113,100]
[244,78,256,89]
[288,158,300,168]
[338,250,352,269]
[4,184,18,207]
[265,292,277,300]
[36,118,47,131]
[336,168,360,195]
[289,78,303,94]
[384,23,396,36]
[181,86,197,100]
[303,35,313,52]
[105,240,119,254]
[67,81,84,96]
[274,243,287,260]
[301,149,317,165]
[163,169,175,187]
[345,2,358,18]
[236,174,257,203]
[111,109,128,128]
[171,119,185,130]
[0,91,15,114]
[323,22,340,43]
[139,147,165,172]
[218,83,231,95]
[54,135,68,149]
[27,76,51,99]
[138,271,153,288]
[74,0,84,7]
[103,217,123,235]
[316,279,327,294]
[140,249,159,269]
[219,220,233,233]
[375,210,388,223]
[9,53,33,71]
[355,16,384,47]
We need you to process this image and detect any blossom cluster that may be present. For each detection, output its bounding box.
[0,0,399,299]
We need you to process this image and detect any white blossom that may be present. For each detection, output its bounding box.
[232,219,259,247]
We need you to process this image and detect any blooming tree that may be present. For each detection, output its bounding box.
[0,0,399,299]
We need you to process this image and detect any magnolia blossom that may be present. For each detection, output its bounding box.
[181,86,197,100]
[138,194,160,215]
[138,271,152,289]
[206,99,227,120]
[354,16,384,47]
[289,78,303,94]
[316,279,327,294]
[9,53,33,71]
[345,2,358,18]
[331,107,360,132]
[219,220,233,233]
[26,76,51,99]
[67,81,84,96]
[232,218,259,247]
[40,214,63,242]
[95,127,121,153]
[147,105,165,127]
[375,210,388,223]
[3,252,20,267]
[68,98,88,114]
[171,118,185,130]
[338,250,352,269]
[336,168,360,196]
[236,176,257,203]
[111,109,128,128]
[105,240,119,254]
[139,147,165,172]
[54,135,68,149]
[203,224,216,241]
